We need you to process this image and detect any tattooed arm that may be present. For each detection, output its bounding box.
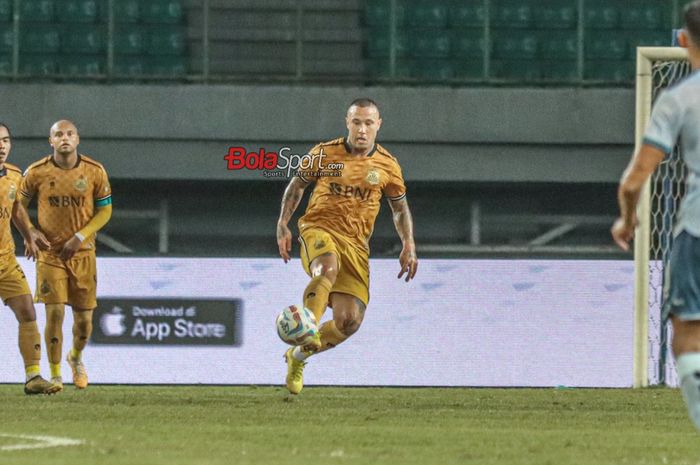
[388,196,418,281]
[276,176,309,263]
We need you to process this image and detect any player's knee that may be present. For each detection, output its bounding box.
[45,307,65,326]
[336,316,361,336]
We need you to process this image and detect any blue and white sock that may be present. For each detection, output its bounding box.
[676,352,700,430]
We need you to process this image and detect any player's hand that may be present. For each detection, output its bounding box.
[24,228,50,261]
[398,243,418,282]
[611,217,637,251]
[59,235,82,261]
[276,222,292,263]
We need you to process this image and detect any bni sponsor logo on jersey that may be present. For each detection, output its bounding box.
[91,298,242,346]
[224,146,343,179]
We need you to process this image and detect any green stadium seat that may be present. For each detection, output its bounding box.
[452,59,484,79]
[627,31,670,58]
[620,4,664,30]
[21,0,54,22]
[0,26,13,52]
[410,58,453,80]
[411,31,450,58]
[59,0,98,23]
[540,60,578,81]
[142,0,182,24]
[534,3,577,29]
[149,56,186,76]
[59,55,102,75]
[585,4,619,29]
[365,0,406,28]
[492,32,538,59]
[585,60,634,82]
[539,32,577,59]
[61,27,104,53]
[491,59,540,81]
[0,0,12,22]
[146,27,185,56]
[113,55,146,76]
[114,27,144,55]
[449,3,485,28]
[586,33,627,59]
[407,2,448,29]
[366,33,409,58]
[365,58,411,79]
[0,54,10,74]
[20,54,56,75]
[100,0,139,23]
[493,2,532,28]
[451,29,487,58]
[20,27,60,53]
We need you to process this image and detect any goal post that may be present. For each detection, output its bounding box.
[634,46,689,388]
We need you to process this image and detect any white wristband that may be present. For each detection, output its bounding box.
[74,232,85,242]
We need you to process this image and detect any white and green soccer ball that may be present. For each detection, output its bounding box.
[276,304,318,346]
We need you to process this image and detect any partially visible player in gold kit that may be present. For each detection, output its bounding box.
[276,99,418,394]
[20,120,112,391]
[0,123,59,394]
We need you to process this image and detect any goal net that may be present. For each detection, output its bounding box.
[634,47,690,387]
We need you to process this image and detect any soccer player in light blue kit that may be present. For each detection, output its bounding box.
[612,0,700,431]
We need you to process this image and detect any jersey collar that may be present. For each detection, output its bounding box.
[343,138,376,157]
[51,154,81,170]
[0,167,7,178]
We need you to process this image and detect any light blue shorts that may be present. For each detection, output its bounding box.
[663,230,700,321]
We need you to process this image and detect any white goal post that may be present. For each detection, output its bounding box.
[634,46,689,388]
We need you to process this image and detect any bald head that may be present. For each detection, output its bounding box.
[49,120,80,157]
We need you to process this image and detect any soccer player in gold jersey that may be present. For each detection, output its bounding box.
[276,98,418,394]
[20,120,112,391]
[0,123,60,394]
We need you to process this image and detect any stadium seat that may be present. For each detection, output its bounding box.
[113,55,146,76]
[0,54,10,74]
[365,0,406,27]
[411,31,450,58]
[620,4,664,30]
[627,31,671,58]
[586,33,627,59]
[451,30,487,59]
[452,59,485,79]
[20,0,54,22]
[61,27,104,53]
[366,33,409,58]
[0,27,13,52]
[491,59,540,81]
[410,58,453,80]
[539,32,578,59]
[406,2,448,29]
[585,4,619,29]
[100,0,139,23]
[534,3,577,29]
[141,0,182,24]
[149,56,187,76]
[0,0,11,22]
[59,55,102,75]
[492,1,532,28]
[449,3,485,28]
[540,60,578,81]
[114,27,144,55]
[365,58,411,79]
[20,54,56,75]
[59,0,98,23]
[492,32,538,59]
[146,26,185,56]
[20,27,60,53]
[585,59,634,82]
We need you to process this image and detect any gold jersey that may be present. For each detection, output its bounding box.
[0,163,23,257]
[297,138,406,251]
[20,154,112,254]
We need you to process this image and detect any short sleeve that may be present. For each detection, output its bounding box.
[94,166,112,208]
[383,160,406,201]
[19,168,36,200]
[643,90,683,154]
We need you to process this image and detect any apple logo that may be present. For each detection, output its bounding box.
[100,306,127,337]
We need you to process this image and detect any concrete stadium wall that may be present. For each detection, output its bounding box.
[1,84,634,183]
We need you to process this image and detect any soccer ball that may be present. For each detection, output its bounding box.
[276,304,318,346]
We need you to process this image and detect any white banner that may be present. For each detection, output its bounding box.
[0,257,635,387]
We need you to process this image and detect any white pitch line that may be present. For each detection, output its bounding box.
[0,434,85,451]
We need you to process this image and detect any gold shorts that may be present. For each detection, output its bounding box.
[36,251,97,309]
[0,254,31,303]
[298,228,369,306]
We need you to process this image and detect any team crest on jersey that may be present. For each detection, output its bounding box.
[365,169,380,186]
[314,239,326,250]
[74,177,88,192]
[7,184,16,200]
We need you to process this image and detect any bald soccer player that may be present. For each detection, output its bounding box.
[21,120,112,391]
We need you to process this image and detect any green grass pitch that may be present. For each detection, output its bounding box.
[0,385,699,465]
